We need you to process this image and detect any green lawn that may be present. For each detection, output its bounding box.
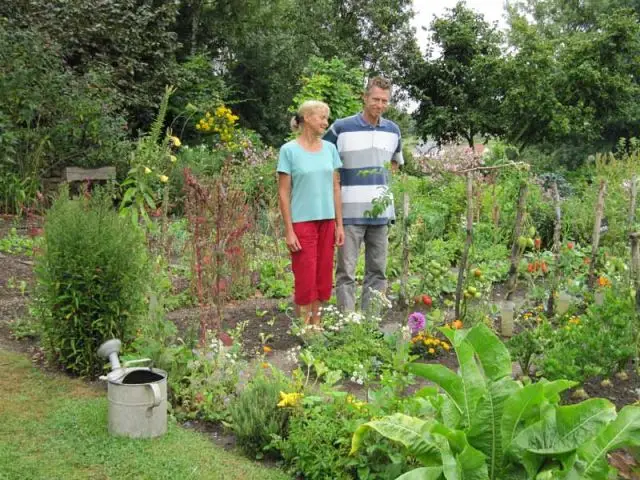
[0,350,289,480]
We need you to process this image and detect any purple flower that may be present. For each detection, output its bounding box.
[407,312,426,334]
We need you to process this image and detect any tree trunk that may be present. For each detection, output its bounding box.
[588,180,607,289]
[455,174,474,319]
[505,181,529,301]
[190,0,202,56]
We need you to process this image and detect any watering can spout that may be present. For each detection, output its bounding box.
[97,339,125,382]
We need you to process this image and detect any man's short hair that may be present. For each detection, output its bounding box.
[365,76,392,94]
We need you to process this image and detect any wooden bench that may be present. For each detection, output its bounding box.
[64,166,116,183]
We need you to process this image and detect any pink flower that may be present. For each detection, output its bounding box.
[407,312,426,334]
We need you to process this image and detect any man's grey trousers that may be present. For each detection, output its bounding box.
[335,224,388,312]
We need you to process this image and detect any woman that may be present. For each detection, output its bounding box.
[277,100,344,325]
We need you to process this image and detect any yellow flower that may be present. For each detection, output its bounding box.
[170,155,177,163]
[277,391,303,408]
[170,136,182,147]
[159,174,169,183]
[428,348,436,354]
[346,395,366,410]
[144,167,152,174]
[261,362,270,369]
[598,276,611,288]
[442,343,451,351]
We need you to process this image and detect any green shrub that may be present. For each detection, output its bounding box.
[36,187,149,377]
[537,290,637,381]
[229,369,291,458]
[275,394,409,480]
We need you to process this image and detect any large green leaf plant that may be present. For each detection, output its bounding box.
[352,324,640,479]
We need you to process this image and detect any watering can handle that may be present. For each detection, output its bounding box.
[147,383,162,408]
[123,358,153,368]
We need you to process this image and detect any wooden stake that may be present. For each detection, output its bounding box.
[546,181,562,316]
[629,175,638,229]
[630,233,640,313]
[455,174,474,319]
[505,181,529,301]
[588,180,607,289]
[399,191,410,308]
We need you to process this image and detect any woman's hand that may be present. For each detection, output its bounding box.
[286,230,302,253]
[335,224,345,247]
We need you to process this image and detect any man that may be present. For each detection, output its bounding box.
[323,76,403,312]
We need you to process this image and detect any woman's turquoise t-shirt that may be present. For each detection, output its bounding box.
[277,140,342,223]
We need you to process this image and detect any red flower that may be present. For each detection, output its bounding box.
[534,238,542,250]
[422,294,432,307]
[527,263,534,273]
[567,241,575,250]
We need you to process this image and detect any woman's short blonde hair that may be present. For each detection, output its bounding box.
[290,100,330,132]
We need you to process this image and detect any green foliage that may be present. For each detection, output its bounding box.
[0,21,130,211]
[258,258,293,298]
[8,314,41,341]
[290,57,364,122]
[275,393,409,480]
[120,86,181,229]
[36,187,149,377]
[131,304,245,423]
[534,291,637,381]
[302,309,392,380]
[2,0,181,131]
[352,324,640,479]
[0,228,37,256]
[505,2,640,162]
[229,369,292,458]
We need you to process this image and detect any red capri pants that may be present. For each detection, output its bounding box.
[291,220,335,305]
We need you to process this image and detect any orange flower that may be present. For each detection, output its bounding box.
[452,320,463,330]
[261,362,270,369]
[263,345,273,354]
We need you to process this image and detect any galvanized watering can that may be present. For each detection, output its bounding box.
[97,339,168,438]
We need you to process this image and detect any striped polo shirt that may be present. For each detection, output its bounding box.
[324,113,403,225]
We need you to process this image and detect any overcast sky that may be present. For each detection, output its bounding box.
[411,0,508,53]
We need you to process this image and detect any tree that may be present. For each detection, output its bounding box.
[408,2,506,149]
[1,0,181,131]
[504,1,640,162]
[290,57,364,123]
[0,23,129,184]
[199,0,420,144]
